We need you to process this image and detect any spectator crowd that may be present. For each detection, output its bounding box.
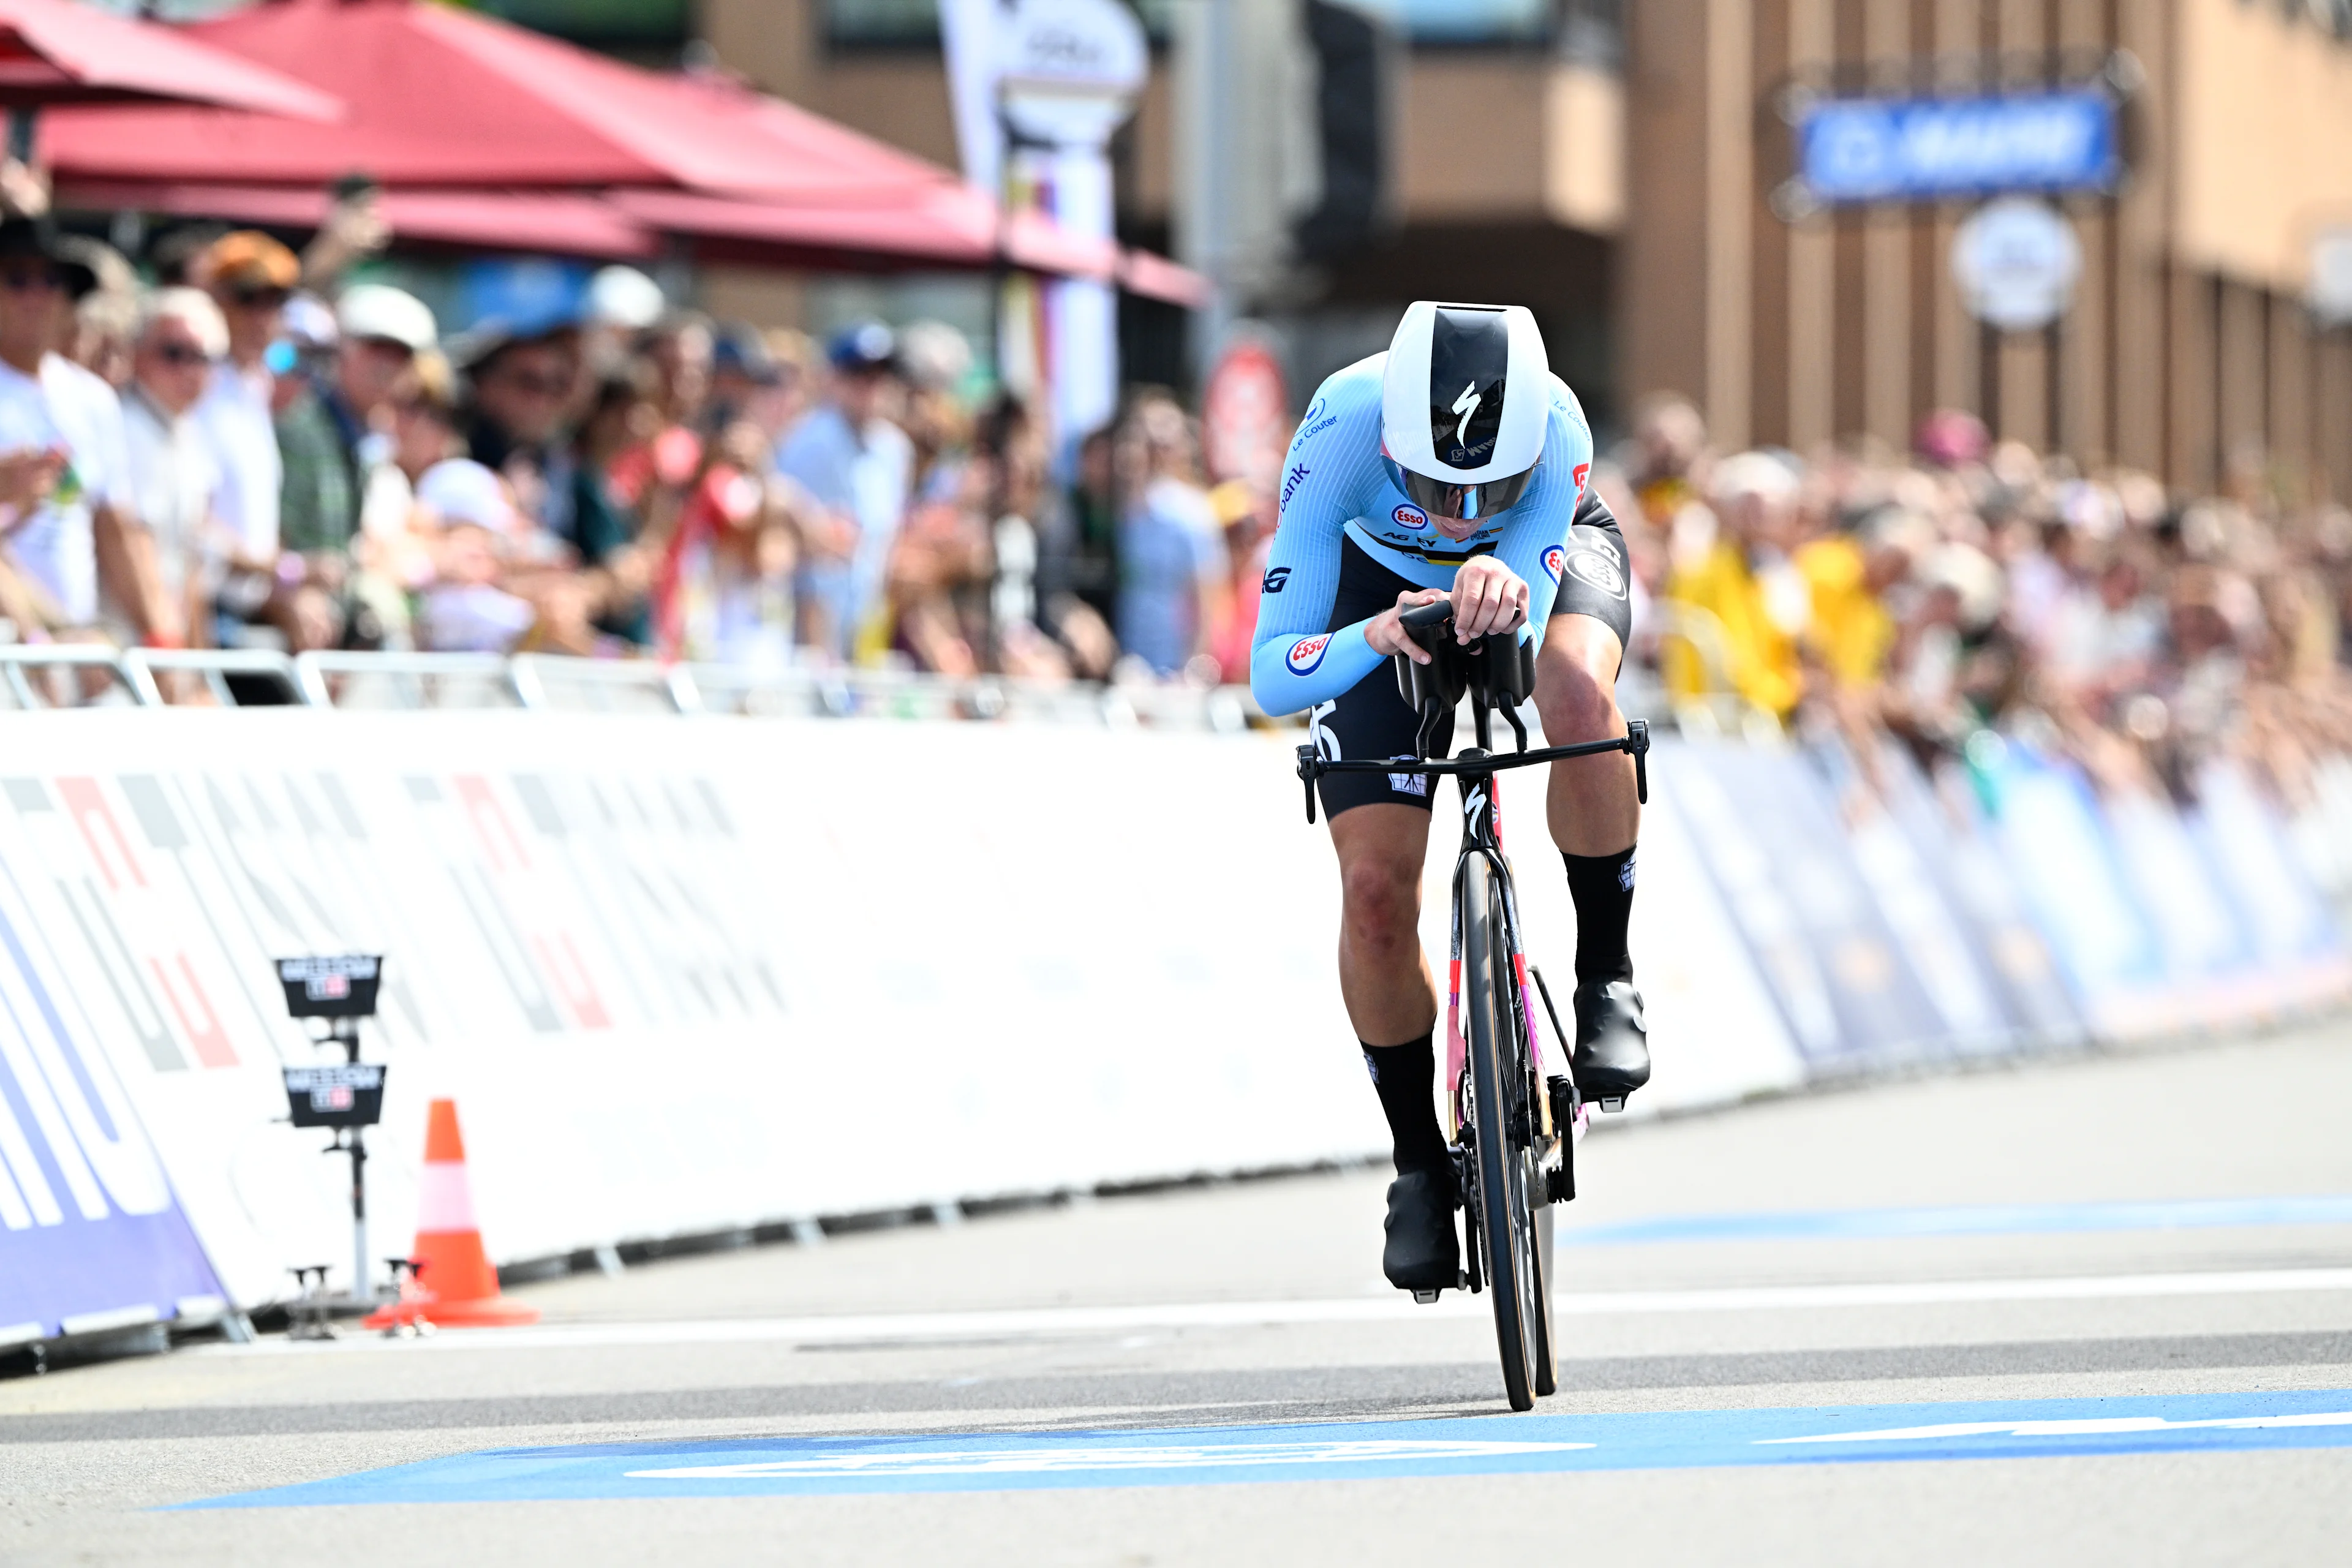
[0,210,1271,694]
[1613,394,2352,810]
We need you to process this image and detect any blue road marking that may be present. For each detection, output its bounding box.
[178,1389,2352,1507]
[1562,1195,2352,1246]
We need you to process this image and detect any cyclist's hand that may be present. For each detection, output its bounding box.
[1449,556,1529,644]
[1365,587,1450,665]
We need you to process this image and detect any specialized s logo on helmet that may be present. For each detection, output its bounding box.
[1427,308,1510,470]
[1286,633,1332,676]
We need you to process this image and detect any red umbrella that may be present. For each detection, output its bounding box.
[39,0,1207,296]
[42,0,948,200]
[0,0,337,116]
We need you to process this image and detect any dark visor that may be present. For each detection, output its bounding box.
[1384,458,1539,522]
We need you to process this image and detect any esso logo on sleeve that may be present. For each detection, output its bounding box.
[1286,633,1333,675]
[1392,504,1429,530]
[1542,546,1566,582]
[1573,462,1591,495]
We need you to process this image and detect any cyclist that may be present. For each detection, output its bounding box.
[1250,302,1646,1294]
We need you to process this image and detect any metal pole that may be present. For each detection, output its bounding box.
[350,1132,368,1306]
[337,1018,369,1306]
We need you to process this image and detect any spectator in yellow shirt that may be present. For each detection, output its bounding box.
[1796,507,1928,693]
[1661,451,1809,722]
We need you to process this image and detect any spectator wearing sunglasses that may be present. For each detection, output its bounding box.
[460,324,580,535]
[192,230,298,643]
[119,287,230,652]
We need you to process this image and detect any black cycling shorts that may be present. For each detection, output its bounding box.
[1311,526,1630,819]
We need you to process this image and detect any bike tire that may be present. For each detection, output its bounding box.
[1461,854,1542,1412]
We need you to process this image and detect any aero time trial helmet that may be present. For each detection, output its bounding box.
[1379,301,1548,522]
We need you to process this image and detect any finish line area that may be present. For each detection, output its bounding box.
[177,1391,2352,1506]
[10,1025,2352,1566]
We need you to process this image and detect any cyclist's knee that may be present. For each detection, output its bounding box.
[1535,655,1621,744]
[1338,849,1422,954]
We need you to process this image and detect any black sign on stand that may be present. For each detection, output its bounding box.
[274,955,387,1322]
[276,954,383,1019]
[282,1063,387,1128]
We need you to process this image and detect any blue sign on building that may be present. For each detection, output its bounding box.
[1796,89,2120,205]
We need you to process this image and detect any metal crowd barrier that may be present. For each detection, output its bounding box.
[0,644,1267,732]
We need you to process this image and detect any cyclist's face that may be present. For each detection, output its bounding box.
[1432,511,1487,543]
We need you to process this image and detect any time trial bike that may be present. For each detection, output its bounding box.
[1294,599,1650,1411]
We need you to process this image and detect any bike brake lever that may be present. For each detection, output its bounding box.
[1295,743,1319,824]
[1626,718,1650,805]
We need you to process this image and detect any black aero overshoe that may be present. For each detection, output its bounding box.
[1381,1167,1460,1291]
[1572,978,1649,1107]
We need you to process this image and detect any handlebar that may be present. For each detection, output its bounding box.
[1296,719,1649,824]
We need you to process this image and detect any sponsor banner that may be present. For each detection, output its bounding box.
[2,710,1406,1306]
[1864,743,2081,1052]
[0,805,224,1340]
[1672,740,1955,1070]
[1970,742,2349,1035]
[4,709,2341,1316]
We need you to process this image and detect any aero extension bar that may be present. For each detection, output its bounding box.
[1294,601,1649,824]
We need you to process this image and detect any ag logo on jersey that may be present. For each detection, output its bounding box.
[1566,548,1627,599]
[1286,633,1333,675]
[1393,504,1429,530]
[1541,546,1566,582]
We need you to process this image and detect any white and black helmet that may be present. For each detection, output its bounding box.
[1379,300,1548,521]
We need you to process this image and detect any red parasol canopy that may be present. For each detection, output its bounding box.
[41,0,957,200]
[39,0,1205,298]
[0,0,339,116]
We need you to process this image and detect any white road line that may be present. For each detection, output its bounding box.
[201,1266,2352,1355]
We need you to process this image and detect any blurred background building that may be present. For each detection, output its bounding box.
[1625,0,2352,499]
[686,0,2350,492]
[696,0,1626,426]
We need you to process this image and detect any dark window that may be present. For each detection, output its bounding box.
[475,0,690,48]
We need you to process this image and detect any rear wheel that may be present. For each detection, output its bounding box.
[1462,854,1544,1411]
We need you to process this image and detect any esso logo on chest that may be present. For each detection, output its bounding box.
[1392,504,1429,530]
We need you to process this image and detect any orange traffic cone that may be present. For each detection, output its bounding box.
[364,1099,538,1329]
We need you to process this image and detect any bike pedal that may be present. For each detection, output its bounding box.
[1412,1289,1440,1305]
[1599,1096,1625,1113]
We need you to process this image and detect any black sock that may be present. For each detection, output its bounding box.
[1362,1032,1448,1175]
[1562,846,1637,986]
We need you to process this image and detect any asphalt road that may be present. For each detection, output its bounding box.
[8,1022,2352,1566]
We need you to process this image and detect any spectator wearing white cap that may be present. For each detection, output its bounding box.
[277,282,437,567]
[118,287,231,650]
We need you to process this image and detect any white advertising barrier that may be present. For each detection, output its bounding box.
[1,709,1804,1311]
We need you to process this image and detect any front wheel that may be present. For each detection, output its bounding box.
[1461,854,1548,1410]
